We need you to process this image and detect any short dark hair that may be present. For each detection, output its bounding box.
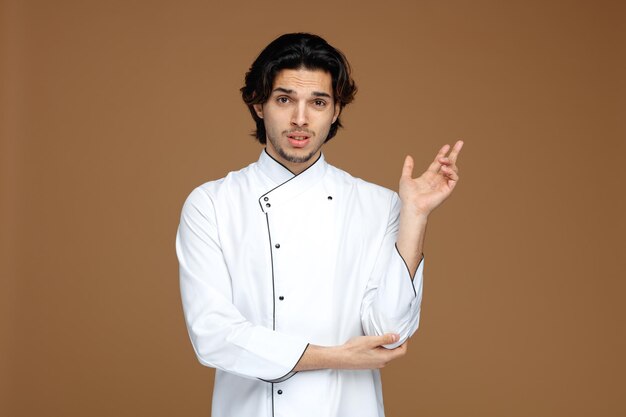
[240,33,357,144]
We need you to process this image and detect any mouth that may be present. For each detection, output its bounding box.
[287,132,311,148]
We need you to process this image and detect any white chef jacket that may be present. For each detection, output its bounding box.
[176,149,424,417]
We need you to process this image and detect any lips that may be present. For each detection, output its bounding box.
[287,132,310,140]
[287,132,311,148]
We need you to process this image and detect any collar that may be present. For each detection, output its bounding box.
[256,149,328,214]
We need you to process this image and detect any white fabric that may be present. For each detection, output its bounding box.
[176,150,424,417]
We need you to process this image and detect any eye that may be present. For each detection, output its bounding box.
[313,99,327,107]
[276,96,290,104]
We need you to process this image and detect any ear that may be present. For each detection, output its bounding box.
[332,102,341,124]
[253,103,263,119]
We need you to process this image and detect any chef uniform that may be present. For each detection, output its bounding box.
[176,149,425,417]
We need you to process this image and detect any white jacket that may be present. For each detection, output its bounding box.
[176,150,424,417]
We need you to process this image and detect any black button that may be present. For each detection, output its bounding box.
[279,296,284,300]
[277,390,283,395]
[275,243,280,249]
[266,203,271,208]
[327,196,333,200]
[264,197,269,201]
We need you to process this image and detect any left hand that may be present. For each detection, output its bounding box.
[399,140,464,217]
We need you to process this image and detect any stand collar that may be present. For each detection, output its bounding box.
[256,149,328,213]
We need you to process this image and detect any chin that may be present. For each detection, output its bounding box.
[280,149,317,164]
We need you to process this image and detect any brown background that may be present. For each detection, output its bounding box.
[2,0,625,416]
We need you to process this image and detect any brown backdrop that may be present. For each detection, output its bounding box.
[2,0,625,416]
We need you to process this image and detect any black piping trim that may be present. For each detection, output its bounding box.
[257,151,323,211]
[264,148,298,175]
[265,213,276,331]
[394,243,424,297]
[265,212,276,417]
[258,343,310,383]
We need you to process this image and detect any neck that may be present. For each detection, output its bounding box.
[265,147,321,175]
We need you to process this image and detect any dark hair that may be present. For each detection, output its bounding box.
[240,33,357,144]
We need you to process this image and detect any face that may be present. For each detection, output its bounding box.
[253,68,340,174]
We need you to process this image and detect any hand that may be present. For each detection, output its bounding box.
[293,334,408,371]
[337,334,408,369]
[399,140,464,217]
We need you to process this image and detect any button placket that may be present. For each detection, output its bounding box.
[271,229,285,307]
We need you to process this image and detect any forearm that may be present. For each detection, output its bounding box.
[293,334,404,371]
[395,205,428,278]
[293,344,341,371]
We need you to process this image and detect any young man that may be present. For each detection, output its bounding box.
[176,33,463,417]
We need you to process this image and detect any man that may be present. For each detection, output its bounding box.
[176,33,463,417]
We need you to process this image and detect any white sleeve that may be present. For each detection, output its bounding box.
[360,192,425,349]
[176,187,309,381]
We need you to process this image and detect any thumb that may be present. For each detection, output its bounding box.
[401,155,414,179]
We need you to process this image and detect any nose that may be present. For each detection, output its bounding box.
[291,102,308,127]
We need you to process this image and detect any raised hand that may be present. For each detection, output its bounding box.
[399,140,464,217]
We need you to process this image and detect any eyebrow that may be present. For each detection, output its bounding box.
[272,87,332,99]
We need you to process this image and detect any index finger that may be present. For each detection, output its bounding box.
[427,144,451,173]
[447,140,464,164]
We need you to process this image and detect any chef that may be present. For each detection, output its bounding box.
[176,33,463,417]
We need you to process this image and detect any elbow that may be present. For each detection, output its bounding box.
[194,353,216,368]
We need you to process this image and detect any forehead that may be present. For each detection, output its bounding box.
[272,68,333,94]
